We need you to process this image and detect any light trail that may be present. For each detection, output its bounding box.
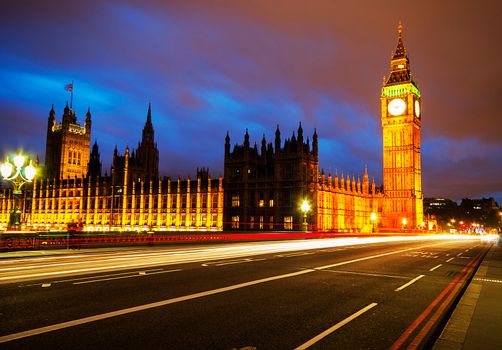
[0,235,481,284]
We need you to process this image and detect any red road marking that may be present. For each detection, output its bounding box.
[390,249,485,350]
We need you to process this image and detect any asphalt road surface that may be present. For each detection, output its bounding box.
[0,236,492,349]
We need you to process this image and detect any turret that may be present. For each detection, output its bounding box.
[297,121,303,145]
[225,131,230,156]
[312,128,318,157]
[275,125,281,154]
[244,128,250,150]
[261,134,267,156]
[363,166,369,194]
[47,104,56,131]
[87,140,102,178]
[85,106,92,133]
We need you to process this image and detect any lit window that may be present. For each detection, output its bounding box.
[284,216,293,230]
[269,199,274,207]
[231,216,239,229]
[232,195,240,207]
[259,199,265,207]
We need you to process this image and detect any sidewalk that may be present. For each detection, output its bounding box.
[433,238,502,350]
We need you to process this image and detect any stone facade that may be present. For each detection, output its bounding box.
[44,103,91,179]
[380,22,424,229]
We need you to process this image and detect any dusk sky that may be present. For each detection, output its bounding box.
[1,0,501,203]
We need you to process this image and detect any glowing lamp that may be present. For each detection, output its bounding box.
[301,200,310,214]
[1,162,13,178]
[370,212,377,221]
[24,161,36,181]
[13,155,25,168]
[402,217,407,226]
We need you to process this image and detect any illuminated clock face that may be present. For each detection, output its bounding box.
[388,98,406,116]
[415,100,420,118]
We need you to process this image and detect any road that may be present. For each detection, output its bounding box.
[0,235,492,349]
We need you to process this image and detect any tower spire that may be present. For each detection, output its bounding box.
[385,21,412,86]
[392,21,406,60]
[141,103,155,145]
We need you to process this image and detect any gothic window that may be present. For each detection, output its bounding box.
[231,195,240,207]
[202,195,207,208]
[191,195,197,208]
[212,193,218,208]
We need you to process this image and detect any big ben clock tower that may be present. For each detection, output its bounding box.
[381,22,423,230]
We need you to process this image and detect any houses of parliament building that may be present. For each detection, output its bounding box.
[0,24,424,233]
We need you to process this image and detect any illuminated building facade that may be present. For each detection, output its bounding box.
[45,103,91,179]
[0,23,423,233]
[224,125,382,232]
[380,22,423,229]
[28,170,223,232]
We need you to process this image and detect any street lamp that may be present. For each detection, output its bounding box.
[402,217,407,231]
[300,199,311,232]
[370,212,377,233]
[1,154,36,229]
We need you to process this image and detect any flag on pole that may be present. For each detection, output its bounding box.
[64,83,73,92]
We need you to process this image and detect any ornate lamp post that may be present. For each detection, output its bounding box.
[401,217,407,231]
[1,154,36,229]
[300,199,311,232]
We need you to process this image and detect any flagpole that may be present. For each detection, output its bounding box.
[70,80,74,110]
